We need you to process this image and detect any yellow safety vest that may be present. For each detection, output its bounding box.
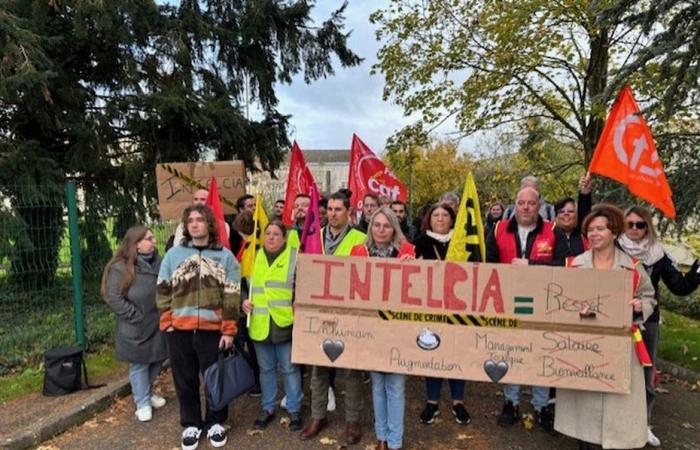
[249,245,298,341]
[287,228,301,249]
[321,227,367,256]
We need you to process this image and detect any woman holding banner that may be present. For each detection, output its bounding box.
[242,220,304,432]
[617,205,699,447]
[350,208,415,450]
[413,203,472,426]
[556,204,656,449]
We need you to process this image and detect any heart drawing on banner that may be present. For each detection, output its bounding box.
[483,360,509,383]
[322,339,345,362]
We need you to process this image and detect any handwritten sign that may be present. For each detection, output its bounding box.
[292,255,635,394]
[155,161,246,219]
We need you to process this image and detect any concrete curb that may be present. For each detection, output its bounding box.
[1,377,131,450]
[657,358,700,383]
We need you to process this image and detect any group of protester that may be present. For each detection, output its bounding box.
[100,174,699,450]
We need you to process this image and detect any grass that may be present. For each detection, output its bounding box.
[0,346,125,404]
[658,308,700,373]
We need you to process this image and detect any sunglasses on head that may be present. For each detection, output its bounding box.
[627,221,647,230]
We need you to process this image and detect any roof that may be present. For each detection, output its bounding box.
[300,149,350,164]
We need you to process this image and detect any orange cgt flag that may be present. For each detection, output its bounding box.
[588,85,675,218]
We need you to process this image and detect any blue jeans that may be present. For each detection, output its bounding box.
[129,361,164,408]
[254,341,303,413]
[503,384,549,411]
[371,372,405,449]
[425,377,465,402]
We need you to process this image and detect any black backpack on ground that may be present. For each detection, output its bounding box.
[42,346,104,396]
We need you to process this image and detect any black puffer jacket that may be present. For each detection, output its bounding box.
[643,254,700,323]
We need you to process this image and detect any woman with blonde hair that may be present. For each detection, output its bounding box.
[101,225,167,422]
[350,208,414,450]
[617,205,699,446]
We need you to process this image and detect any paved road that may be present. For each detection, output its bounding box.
[41,369,700,450]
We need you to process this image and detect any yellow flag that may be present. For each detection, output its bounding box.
[240,193,268,278]
[446,172,485,262]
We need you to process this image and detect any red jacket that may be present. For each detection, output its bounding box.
[493,218,556,263]
[350,240,416,258]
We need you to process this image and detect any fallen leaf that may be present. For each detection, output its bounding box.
[246,429,263,436]
[681,422,695,429]
[522,413,534,432]
[364,445,376,450]
[83,419,98,429]
[319,437,337,445]
[656,387,670,394]
[279,416,291,428]
[456,434,473,440]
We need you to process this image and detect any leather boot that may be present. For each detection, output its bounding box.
[375,441,388,450]
[299,418,328,440]
[343,421,362,445]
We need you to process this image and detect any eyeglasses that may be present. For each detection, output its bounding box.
[557,209,576,215]
[627,221,647,230]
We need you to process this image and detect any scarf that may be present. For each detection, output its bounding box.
[368,245,397,258]
[324,223,351,255]
[617,234,665,266]
[426,229,453,243]
[137,251,157,269]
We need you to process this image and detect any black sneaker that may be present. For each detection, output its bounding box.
[420,403,440,424]
[452,403,471,425]
[207,424,227,448]
[253,410,275,429]
[289,412,303,432]
[497,401,519,427]
[248,383,262,397]
[535,405,555,434]
[181,426,201,450]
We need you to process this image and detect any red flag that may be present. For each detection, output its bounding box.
[348,134,408,214]
[205,176,230,249]
[588,85,676,218]
[300,184,322,254]
[282,141,317,226]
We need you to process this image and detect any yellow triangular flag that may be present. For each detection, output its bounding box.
[240,193,268,278]
[446,172,485,262]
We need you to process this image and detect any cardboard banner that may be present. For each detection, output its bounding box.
[156,161,246,220]
[292,255,635,394]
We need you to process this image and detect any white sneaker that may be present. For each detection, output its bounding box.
[135,405,152,422]
[647,426,661,447]
[327,387,336,412]
[181,426,201,450]
[207,423,227,448]
[280,395,288,410]
[150,394,167,409]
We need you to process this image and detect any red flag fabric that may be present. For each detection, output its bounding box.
[348,134,408,214]
[205,176,231,249]
[588,85,676,218]
[282,141,317,225]
[300,184,322,254]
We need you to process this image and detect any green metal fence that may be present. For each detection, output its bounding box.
[0,183,178,375]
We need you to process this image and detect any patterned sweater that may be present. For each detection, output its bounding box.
[157,243,241,335]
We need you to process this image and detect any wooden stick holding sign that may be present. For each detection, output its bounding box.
[292,255,635,394]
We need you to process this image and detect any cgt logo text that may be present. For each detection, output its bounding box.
[367,177,401,199]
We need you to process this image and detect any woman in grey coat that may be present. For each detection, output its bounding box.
[101,225,168,422]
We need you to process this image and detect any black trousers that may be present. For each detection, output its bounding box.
[167,330,227,429]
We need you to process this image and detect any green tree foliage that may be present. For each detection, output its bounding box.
[385,140,472,210]
[371,0,699,225]
[0,0,361,284]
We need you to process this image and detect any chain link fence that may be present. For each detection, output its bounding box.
[0,179,286,375]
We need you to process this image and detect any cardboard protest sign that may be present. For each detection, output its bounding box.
[292,255,636,394]
[156,161,246,219]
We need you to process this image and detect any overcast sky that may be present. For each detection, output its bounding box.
[276,0,459,154]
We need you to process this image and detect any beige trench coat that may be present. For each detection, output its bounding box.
[554,248,656,449]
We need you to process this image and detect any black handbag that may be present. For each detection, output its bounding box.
[203,347,255,411]
[42,346,105,396]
